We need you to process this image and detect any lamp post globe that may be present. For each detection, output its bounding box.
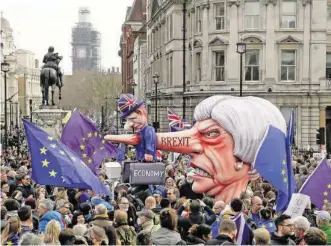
[236,41,247,97]
[1,61,10,150]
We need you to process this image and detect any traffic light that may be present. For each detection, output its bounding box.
[316,127,325,145]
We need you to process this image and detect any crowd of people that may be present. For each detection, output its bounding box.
[1,128,331,245]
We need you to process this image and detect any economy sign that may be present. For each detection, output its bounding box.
[129,163,165,185]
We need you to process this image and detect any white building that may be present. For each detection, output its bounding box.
[1,16,19,129]
[133,35,148,100]
[146,0,331,152]
[15,49,42,117]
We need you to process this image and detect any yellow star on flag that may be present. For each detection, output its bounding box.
[88,132,92,138]
[102,140,105,144]
[40,147,47,155]
[47,136,54,141]
[324,191,328,196]
[41,159,49,167]
[328,184,331,189]
[283,177,288,183]
[324,199,329,204]
[80,144,85,150]
[269,223,273,227]
[82,137,86,142]
[82,153,87,158]
[216,217,220,222]
[94,132,98,137]
[49,170,57,177]
[282,160,286,165]
[261,224,266,228]
[50,144,57,148]
[281,169,286,175]
[59,150,65,155]
[88,158,92,164]
[6,241,13,246]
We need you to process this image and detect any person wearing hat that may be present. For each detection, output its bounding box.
[105,94,157,162]
[137,208,160,236]
[316,210,331,244]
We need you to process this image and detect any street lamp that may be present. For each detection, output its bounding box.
[236,41,247,97]
[1,61,10,150]
[152,73,160,132]
[131,82,137,96]
[29,99,33,122]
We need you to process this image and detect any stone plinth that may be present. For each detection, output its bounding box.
[32,106,69,137]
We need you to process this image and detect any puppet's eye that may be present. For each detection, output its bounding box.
[203,130,220,138]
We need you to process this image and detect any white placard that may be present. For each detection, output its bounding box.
[284,193,310,218]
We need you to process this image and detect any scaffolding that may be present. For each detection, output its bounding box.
[71,7,101,72]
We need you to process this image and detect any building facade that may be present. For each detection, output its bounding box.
[71,7,101,72]
[146,0,331,152]
[1,16,19,130]
[133,36,148,100]
[119,0,147,94]
[15,49,42,117]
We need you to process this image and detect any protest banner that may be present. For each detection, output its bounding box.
[284,193,310,218]
[129,163,165,185]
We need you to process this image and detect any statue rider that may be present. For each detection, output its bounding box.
[42,46,63,87]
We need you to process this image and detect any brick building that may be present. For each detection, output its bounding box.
[118,0,146,94]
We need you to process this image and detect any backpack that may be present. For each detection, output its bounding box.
[116,226,136,246]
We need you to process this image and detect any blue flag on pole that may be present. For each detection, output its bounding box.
[254,125,294,212]
[60,109,118,175]
[23,120,110,195]
[300,159,331,209]
[287,110,295,146]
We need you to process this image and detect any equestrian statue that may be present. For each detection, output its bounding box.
[40,46,63,106]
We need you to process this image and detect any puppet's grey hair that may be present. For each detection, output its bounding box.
[194,96,286,165]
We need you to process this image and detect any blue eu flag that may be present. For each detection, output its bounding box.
[254,124,294,212]
[23,120,109,195]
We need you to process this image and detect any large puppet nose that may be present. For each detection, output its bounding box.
[156,128,202,154]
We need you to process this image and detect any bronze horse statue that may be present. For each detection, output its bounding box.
[40,56,63,106]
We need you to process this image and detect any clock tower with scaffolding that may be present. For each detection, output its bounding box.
[71,7,101,72]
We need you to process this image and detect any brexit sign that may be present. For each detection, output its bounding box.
[129,163,165,185]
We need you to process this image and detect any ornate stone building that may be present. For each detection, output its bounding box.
[146,0,331,152]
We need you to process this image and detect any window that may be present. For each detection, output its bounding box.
[328,5,331,22]
[169,14,173,39]
[170,56,173,86]
[326,53,331,79]
[196,52,201,82]
[214,51,225,81]
[245,50,260,81]
[214,2,225,30]
[245,2,260,29]
[196,6,202,32]
[281,50,296,81]
[281,1,296,28]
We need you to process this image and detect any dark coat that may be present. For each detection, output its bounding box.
[205,234,235,245]
[16,184,34,198]
[177,205,216,240]
[270,232,296,245]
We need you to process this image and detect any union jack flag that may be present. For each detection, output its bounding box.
[119,94,137,112]
[182,119,192,130]
[167,108,183,132]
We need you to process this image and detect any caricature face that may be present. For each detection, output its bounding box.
[188,119,250,196]
[156,118,250,202]
[125,108,148,130]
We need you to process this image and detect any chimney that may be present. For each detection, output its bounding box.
[108,68,111,74]
[117,67,120,73]
[111,66,115,73]
[35,59,39,68]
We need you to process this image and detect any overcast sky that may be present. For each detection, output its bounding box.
[1,0,134,74]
